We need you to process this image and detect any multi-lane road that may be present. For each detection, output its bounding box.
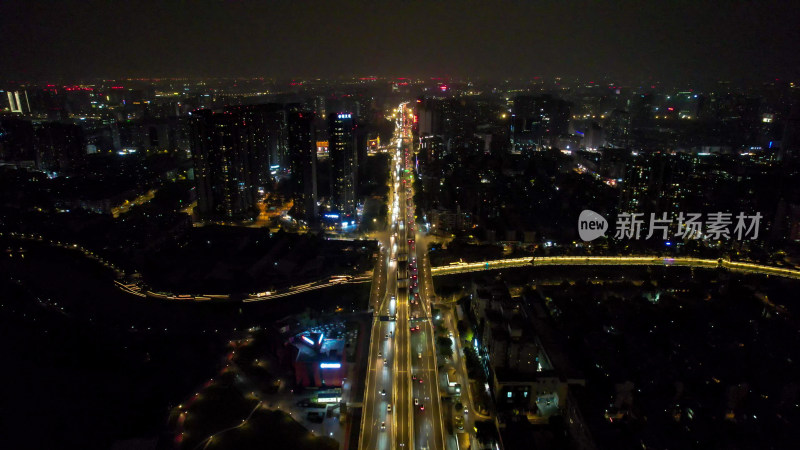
[361,104,445,450]
[402,123,446,450]
[360,106,410,450]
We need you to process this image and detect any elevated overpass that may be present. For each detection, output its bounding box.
[430,255,800,280]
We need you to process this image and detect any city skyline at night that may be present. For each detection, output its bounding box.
[3,2,800,450]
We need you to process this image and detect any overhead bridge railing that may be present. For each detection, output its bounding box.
[429,256,800,280]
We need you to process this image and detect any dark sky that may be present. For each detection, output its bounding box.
[1,0,799,83]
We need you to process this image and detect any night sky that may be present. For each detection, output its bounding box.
[1,0,799,83]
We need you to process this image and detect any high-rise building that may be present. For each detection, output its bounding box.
[511,94,571,151]
[288,110,318,223]
[1,118,87,173]
[328,112,359,216]
[605,109,631,147]
[0,118,36,164]
[619,152,697,215]
[189,109,258,221]
[35,122,86,173]
[631,92,655,129]
[227,104,287,189]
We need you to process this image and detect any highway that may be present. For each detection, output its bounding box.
[359,276,397,450]
[360,104,413,450]
[401,109,446,450]
[361,102,446,450]
[391,105,414,449]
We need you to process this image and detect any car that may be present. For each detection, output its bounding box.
[420,404,425,411]
[414,398,419,406]
[381,389,386,396]
[381,422,386,431]
[378,351,382,358]
[419,378,424,383]
[387,404,392,412]
[384,360,388,366]
[412,374,416,381]
[464,407,468,414]
[415,325,420,331]
[418,352,422,359]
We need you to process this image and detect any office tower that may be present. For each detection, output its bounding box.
[325,98,363,122]
[189,109,258,221]
[288,110,318,223]
[328,112,358,216]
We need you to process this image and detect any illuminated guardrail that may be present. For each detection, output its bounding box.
[429,256,800,280]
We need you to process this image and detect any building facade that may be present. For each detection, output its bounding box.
[189,109,259,221]
[329,112,358,216]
